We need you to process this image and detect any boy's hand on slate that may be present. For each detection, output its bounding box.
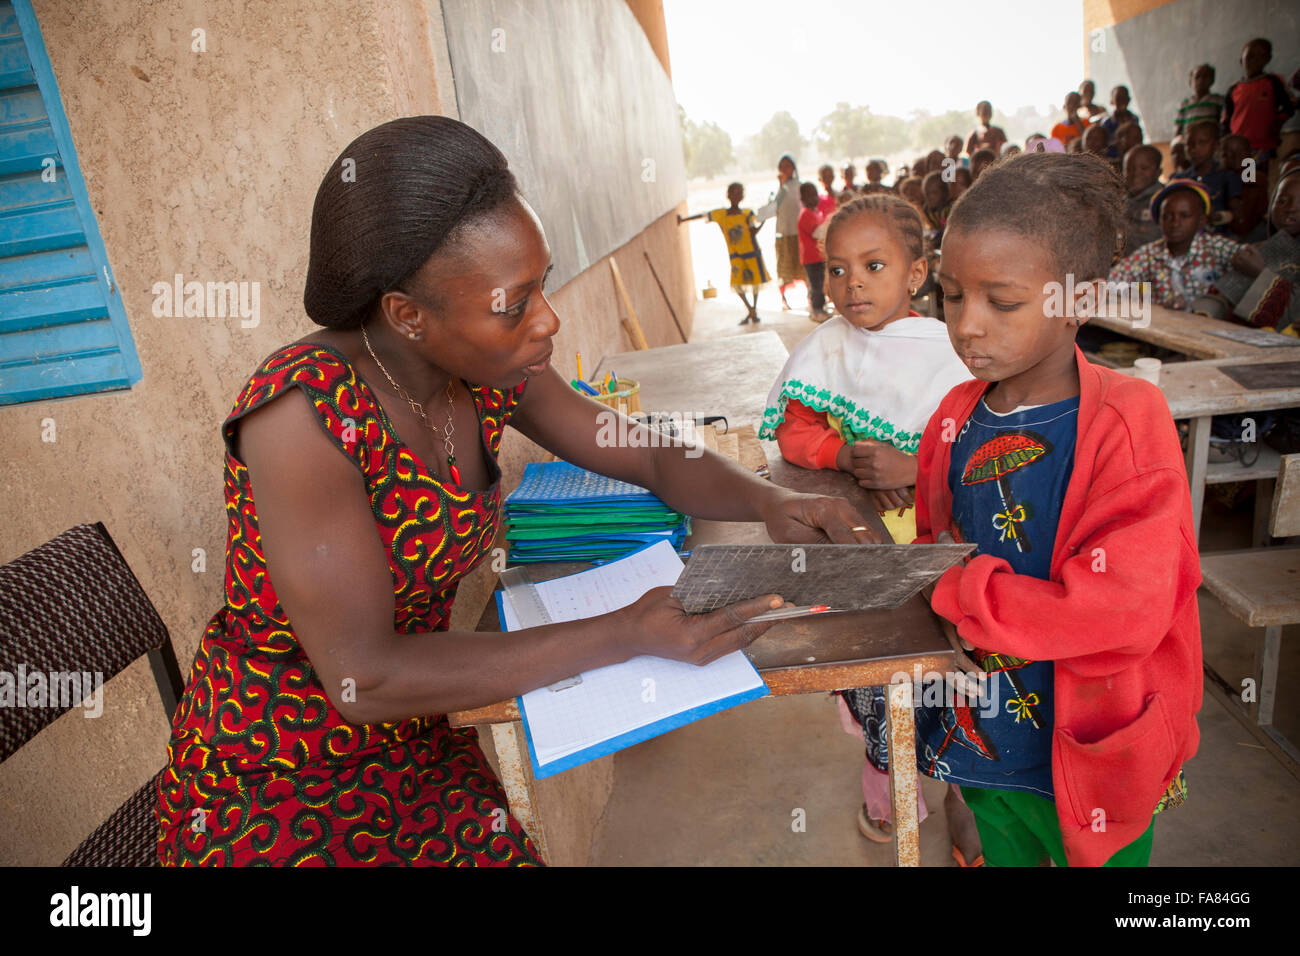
[867,486,914,514]
[840,440,918,491]
[761,492,881,544]
[617,586,785,665]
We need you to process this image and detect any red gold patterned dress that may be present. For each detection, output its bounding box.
[156,343,541,865]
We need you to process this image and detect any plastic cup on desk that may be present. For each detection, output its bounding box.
[1133,357,1162,384]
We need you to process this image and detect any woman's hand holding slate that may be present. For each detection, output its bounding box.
[617,587,786,665]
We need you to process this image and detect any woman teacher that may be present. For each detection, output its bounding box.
[156,116,877,866]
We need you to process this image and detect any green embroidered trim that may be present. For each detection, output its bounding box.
[757,379,923,454]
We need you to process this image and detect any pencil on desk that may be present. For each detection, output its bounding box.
[749,604,833,623]
[576,351,582,381]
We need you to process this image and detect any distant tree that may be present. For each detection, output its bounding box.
[816,102,873,160]
[909,109,972,154]
[754,111,806,168]
[866,113,910,159]
[685,120,734,179]
[1002,104,1058,147]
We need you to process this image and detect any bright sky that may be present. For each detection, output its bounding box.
[663,0,1086,140]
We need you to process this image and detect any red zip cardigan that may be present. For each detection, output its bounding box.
[913,346,1203,866]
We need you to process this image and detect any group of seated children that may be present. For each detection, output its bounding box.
[1106,36,1298,336]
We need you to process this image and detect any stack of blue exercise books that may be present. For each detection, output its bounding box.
[503,461,691,563]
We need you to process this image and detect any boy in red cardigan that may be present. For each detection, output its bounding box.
[915,151,1202,867]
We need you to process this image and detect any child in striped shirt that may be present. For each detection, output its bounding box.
[1175,64,1224,134]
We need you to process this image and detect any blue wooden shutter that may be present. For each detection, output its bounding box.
[0,0,141,406]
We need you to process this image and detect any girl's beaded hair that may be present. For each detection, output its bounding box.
[826,193,925,261]
[945,150,1126,281]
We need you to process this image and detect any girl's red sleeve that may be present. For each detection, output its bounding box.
[774,398,844,470]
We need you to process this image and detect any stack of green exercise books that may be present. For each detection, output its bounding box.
[503,461,691,563]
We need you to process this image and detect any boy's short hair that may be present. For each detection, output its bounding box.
[1151,179,1211,219]
[1128,144,1162,166]
[1194,63,1215,84]
[799,181,820,206]
[946,151,1126,281]
[1187,119,1219,140]
[727,181,743,193]
[1245,37,1271,58]
[971,148,996,165]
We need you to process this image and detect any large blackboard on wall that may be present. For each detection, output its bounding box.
[1088,0,1299,144]
[441,0,688,287]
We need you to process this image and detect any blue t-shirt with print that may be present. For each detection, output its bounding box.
[914,394,1080,799]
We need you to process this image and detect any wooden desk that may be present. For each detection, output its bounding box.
[1091,304,1284,360]
[1118,355,1300,541]
[589,331,791,426]
[448,333,953,866]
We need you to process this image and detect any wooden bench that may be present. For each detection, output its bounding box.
[1199,454,1300,760]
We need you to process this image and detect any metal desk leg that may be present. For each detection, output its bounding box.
[1185,415,1211,541]
[887,680,920,867]
[491,721,551,863]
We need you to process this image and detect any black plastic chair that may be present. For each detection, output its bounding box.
[0,522,184,865]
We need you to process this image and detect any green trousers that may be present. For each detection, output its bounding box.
[961,786,1155,867]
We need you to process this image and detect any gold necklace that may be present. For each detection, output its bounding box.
[361,324,461,484]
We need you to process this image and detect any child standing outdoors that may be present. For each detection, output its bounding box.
[756,154,807,311]
[816,165,840,219]
[758,194,973,842]
[678,182,769,324]
[798,182,829,322]
[915,151,1202,867]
